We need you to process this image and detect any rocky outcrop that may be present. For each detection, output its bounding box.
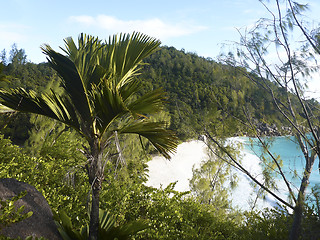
[0,178,62,240]
[256,122,280,136]
[255,122,292,136]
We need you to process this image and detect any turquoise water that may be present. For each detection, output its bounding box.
[242,135,320,193]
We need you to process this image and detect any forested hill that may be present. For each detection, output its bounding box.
[0,45,310,143]
[140,46,300,139]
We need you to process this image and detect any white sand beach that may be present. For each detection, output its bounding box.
[146,138,288,211]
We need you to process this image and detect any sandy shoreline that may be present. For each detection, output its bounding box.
[146,138,288,211]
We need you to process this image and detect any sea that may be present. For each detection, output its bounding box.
[146,136,320,211]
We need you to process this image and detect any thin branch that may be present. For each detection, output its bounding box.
[242,106,297,203]
[205,129,294,210]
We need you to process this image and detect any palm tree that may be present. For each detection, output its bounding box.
[0,32,178,240]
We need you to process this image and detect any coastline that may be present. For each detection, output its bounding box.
[146,137,287,211]
[146,135,320,211]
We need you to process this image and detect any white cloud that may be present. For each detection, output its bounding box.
[69,15,207,40]
[69,16,95,26]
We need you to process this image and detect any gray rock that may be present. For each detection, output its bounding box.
[256,122,282,136]
[0,178,62,240]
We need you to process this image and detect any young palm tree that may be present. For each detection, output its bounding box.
[0,32,178,240]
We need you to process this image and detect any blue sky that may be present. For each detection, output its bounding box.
[2,0,319,64]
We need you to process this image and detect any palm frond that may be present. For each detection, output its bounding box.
[127,88,167,118]
[91,83,128,135]
[0,104,14,113]
[101,32,161,89]
[0,88,80,129]
[119,120,178,159]
[118,78,142,102]
[61,36,78,61]
[41,44,93,128]
[64,34,104,88]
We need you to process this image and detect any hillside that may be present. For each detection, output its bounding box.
[141,46,306,139]
[0,45,313,143]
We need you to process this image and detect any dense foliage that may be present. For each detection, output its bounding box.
[140,46,314,139]
[1,37,320,239]
[1,133,320,239]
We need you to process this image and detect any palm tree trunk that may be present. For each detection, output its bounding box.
[88,140,103,240]
[89,186,100,240]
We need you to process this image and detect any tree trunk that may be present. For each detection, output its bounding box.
[88,140,103,240]
[290,203,303,240]
[89,186,100,240]
[289,165,313,240]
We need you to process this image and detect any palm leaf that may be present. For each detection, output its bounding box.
[91,83,128,135]
[117,78,142,102]
[63,34,105,88]
[99,209,116,230]
[120,121,178,159]
[0,104,14,113]
[127,88,167,118]
[61,36,78,61]
[100,32,161,90]
[41,44,93,130]
[54,210,86,240]
[0,88,80,130]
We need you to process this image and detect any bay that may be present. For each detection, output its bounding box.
[243,136,320,190]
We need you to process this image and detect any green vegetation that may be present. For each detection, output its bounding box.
[55,209,149,240]
[1,132,319,239]
[189,139,240,208]
[1,38,320,239]
[0,191,33,231]
[1,1,320,238]
[0,33,178,240]
[140,46,314,139]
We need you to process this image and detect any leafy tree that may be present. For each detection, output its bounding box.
[99,180,243,240]
[1,49,7,65]
[239,208,291,240]
[217,0,320,239]
[189,139,238,209]
[0,32,178,240]
[0,133,89,225]
[0,63,6,82]
[140,45,297,139]
[9,44,27,66]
